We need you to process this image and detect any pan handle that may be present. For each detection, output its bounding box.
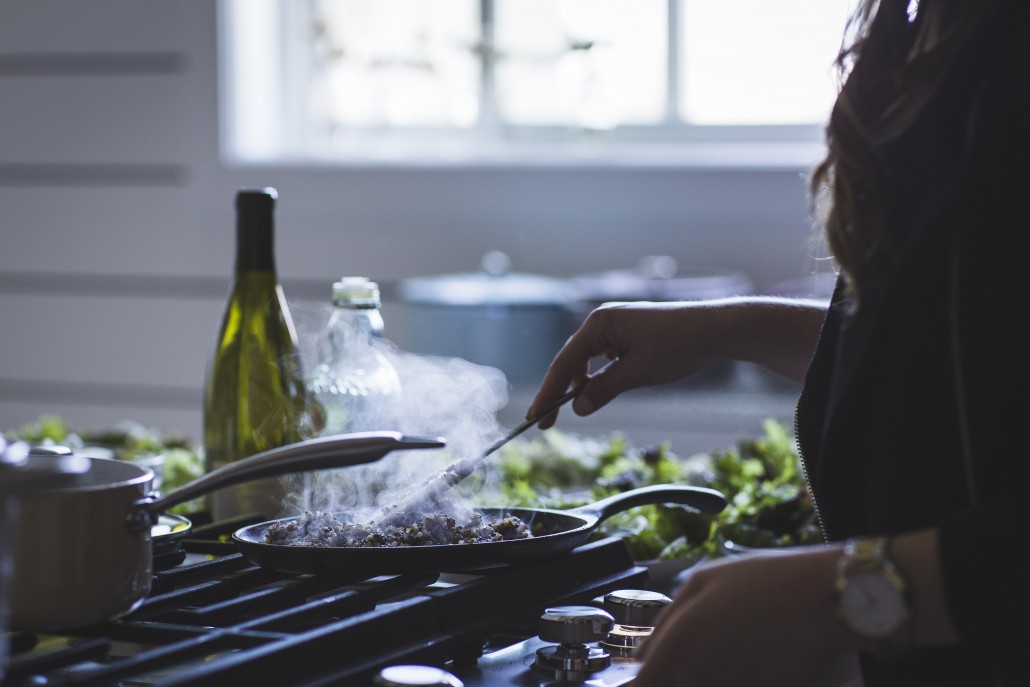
[570,484,727,523]
[126,432,445,532]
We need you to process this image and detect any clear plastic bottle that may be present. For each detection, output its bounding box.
[306,277,402,436]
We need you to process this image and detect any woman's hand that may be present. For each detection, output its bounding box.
[527,301,723,428]
[526,297,826,429]
[633,545,855,687]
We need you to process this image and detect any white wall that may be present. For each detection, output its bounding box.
[0,0,809,451]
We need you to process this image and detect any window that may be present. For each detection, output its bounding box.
[219,0,854,167]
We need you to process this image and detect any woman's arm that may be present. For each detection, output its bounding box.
[527,296,828,428]
[631,528,960,687]
[716,296,829,382]
[889,528,961,646]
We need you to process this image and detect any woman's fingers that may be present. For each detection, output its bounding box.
[526,319,610,425]
[527,303,667,426]
[572,356,631,416]
[526,354,590,428]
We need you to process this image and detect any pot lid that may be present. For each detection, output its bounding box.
[0,443,91,494]
[571,256,753,302]
[398,251,572,306]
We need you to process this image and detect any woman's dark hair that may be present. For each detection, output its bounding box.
[810,0,998,306]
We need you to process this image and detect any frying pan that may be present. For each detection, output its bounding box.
[9,431,444,632]
[233,483,727,575]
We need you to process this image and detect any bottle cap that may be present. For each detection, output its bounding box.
[236,187,278,209]
[332,276,382,308]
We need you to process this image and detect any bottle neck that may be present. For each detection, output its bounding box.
[235,193,276,273]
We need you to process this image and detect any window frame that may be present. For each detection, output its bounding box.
[217,0,835,171]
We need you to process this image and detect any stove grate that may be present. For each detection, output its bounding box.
[3,520,645,687]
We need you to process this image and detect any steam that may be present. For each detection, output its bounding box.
[286,300,511,521]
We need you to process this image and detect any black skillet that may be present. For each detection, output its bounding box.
[232,483,727,575]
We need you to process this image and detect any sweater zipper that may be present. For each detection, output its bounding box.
[949,227,979,507]
[794,399,832,543]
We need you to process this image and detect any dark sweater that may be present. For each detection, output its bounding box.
[795,3,1028,685]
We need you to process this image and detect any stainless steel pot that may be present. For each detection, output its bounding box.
[1,439,90,678]
[8,431,444,632]
[396,252,575,386]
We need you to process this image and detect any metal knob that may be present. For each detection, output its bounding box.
[603,589,672,627]
[599,590,672,658]
[535,606,614,680]
[538,605,615,645]
[374,665,463,687]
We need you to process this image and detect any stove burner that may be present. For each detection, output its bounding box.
[534,605,614,682]
[599,589,672,657]
[152,545,188,570]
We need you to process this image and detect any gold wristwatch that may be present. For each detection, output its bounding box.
[834,536,912,657]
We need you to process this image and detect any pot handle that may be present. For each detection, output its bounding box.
[126,431,445,532]
[570,484,727,523]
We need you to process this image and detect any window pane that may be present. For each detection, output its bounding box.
[312,0,480,129]
[680,0,853,125]
[494,0,667,128]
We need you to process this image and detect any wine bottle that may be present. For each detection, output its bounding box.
[203,187,309,520]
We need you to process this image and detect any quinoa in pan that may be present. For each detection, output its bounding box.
[263,509,532,548]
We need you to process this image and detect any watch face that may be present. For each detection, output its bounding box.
[839,570,907,638]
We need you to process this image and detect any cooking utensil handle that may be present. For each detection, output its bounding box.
[132,432,445,526]
[461,357,619,469]
[381,360,620,519]
[496,357,625,452]
[571,484,728,521]
[479,384,581,460]
[384,363,612,516]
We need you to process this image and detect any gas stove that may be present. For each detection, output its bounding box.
[2,513,669,687]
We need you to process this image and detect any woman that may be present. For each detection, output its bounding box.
[526,1,1028,685]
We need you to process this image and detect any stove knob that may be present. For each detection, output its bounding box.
[538,605,615,645]
[599,590,672,658]
[535,606,615,680]
[374,665,463,687]
[603,589,672,627]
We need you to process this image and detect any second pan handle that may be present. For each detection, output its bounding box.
[129,432,445,530]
